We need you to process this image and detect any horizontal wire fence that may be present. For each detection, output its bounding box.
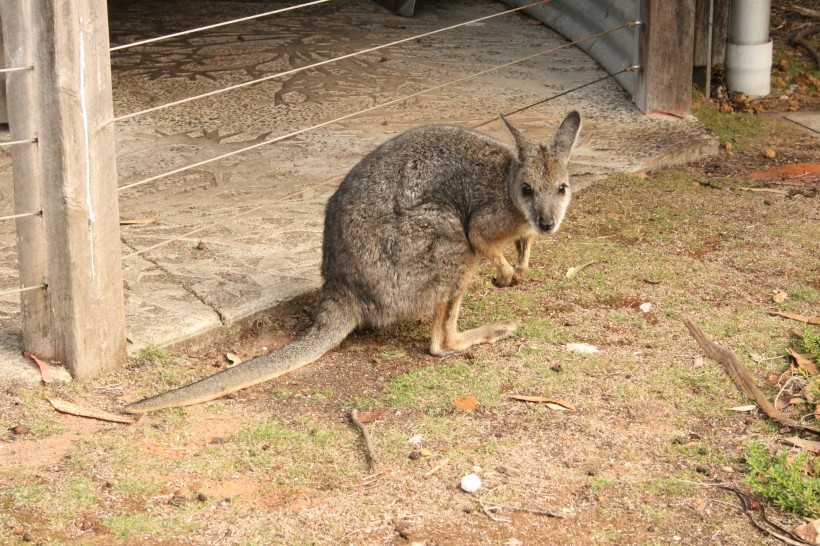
[3,1,640,307]
[112,0,553,122]
[120,23,639,260]
[109,0,336,52]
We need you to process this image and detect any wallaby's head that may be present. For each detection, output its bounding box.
[502,111,581,234]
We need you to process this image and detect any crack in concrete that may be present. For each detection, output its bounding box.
[120,235,229,326]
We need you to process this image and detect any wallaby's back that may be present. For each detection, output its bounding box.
[322,125,520,326]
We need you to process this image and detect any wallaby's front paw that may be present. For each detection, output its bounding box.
[511,267,527,286]
[492,268,517,288]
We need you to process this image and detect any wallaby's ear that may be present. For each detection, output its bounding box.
[551,110,581,163]
[500,114,527,159]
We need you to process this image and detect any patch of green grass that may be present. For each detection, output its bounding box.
[177,418,360,487]
[636,476,698,497]
[270,386,294,400]
[692,101,769,149]
[104,512,199,539]
[745,441,820,517]
[378,348,408,361]
[139,342,169,364]
[382,358,506,415]
[589,475,613,492]
[112,476,164,497]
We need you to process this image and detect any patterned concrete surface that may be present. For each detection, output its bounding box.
[0,0,717,382]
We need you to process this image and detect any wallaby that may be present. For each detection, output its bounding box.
[124,111,581,414]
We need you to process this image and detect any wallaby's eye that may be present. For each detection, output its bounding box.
[558,183,568,195]
[521,183,533,197]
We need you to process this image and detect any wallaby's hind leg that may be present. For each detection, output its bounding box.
[430,276,517,356]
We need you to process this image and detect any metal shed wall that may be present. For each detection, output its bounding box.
[501,0,640,98]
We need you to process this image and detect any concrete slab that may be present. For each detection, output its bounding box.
[0,0,717,384]
[781,111,820,137]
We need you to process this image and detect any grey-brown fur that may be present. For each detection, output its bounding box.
[124,111,581,414]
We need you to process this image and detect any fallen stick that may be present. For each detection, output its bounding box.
[682,317,820,436]
[792,24,820,67]
[688,481,810,545]
[350,409,377,470]
[474,498,567,519]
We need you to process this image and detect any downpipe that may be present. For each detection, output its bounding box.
[725,0,772,97]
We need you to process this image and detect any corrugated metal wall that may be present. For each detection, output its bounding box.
[502,0,640,97]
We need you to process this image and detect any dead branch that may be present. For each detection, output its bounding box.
[350,409,377,470]
[791,5,820,19]
[695,482,811,546]
[474,498,512,523]
[473,498,567,519]
[682,317,820,436]
[792,24,820,67]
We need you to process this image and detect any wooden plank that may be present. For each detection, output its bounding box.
[1,0,126,378]
[635,0,696,115]
[693,0,730,67]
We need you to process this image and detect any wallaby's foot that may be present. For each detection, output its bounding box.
[430,320,518,356]
[492,265,518,288]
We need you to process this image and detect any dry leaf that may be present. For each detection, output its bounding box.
[728,404,757,412]
[775,395,791,410]
[23,352,52,384]
[737,186,789,195]
[772,290,788,303]
[788,348,819,375]
[508,394,576,411]
[225,353,242,367]
[781,437,820,454]
[566,342,599,354]
[566,260,597,280]
[49,398,135,424]
[763,148,777,159]
[356,410,384,424]
[769,311,820,325]
[119,218,156,225]
[453,396,477,411]
[114,393,137,403]
[793,519,820,545]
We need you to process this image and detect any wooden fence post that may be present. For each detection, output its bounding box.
[1,0,126,378]
[635,0,696,115]
[0,15,7,125]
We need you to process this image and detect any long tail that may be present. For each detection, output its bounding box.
[124,300,357,414]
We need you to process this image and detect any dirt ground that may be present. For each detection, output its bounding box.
[1,5,819,546]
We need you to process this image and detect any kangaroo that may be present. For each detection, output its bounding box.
[124,111,581,414]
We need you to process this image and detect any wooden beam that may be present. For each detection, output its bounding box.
[635,0,696,115]
[1,0,126,378]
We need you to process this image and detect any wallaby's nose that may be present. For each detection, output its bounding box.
[537,218,554,232]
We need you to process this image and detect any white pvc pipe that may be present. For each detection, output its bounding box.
[725,0,772,97]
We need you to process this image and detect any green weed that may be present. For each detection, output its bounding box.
[138,342,169,364]
[799,326,820,360]
[745,441,820,517]
[692,101,769,149]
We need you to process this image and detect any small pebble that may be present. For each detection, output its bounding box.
[11,425,30,435]
[197,492,208,502]
[460,473,482,493]
[22,532,33,542]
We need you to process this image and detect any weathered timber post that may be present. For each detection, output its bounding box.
[635,0,696,116]
[1,0,126,378]
[0,15,7,125]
